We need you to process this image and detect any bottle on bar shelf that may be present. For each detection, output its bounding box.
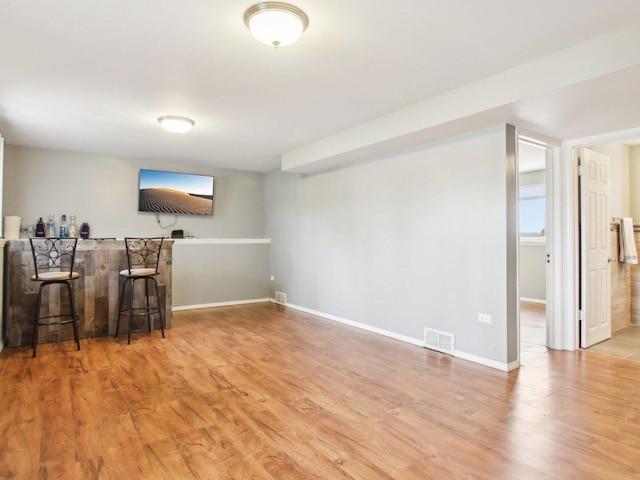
[68,214,78,238]
[35,218,46,237]
[46,214,56,237]
[59,214,68,238]
[79,222,90,239]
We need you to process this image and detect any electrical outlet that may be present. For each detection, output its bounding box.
[478,313,492,324]
[270,275,275,281]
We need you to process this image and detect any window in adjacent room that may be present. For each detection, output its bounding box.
[519,183,545,236]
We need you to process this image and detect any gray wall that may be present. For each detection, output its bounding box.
[172,243,270,307]
[520,244,546,301]
[5,129,521,365]
[3,145,265,239]
[4,144,270,307]
[266,125,518,366]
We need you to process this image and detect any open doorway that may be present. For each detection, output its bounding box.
[579,140,640,360]
[518,139,550,363]
[557,128,640,356]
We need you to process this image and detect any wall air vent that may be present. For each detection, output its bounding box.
[423,327,455,355]
[274,291,287,305]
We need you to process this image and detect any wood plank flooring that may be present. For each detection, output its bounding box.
[520,300,640,363]
[1,302,640,479]
[519,301,548,364]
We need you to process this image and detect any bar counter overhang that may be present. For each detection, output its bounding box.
[4,238,173,347]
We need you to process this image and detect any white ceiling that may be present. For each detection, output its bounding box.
[2,1,640,172]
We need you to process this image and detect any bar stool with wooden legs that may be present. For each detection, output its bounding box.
[115,238,165,344]
[29,237,81,357]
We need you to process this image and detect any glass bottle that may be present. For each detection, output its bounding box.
[59,214,68,238]
[68,214,78,238]
[35,218,46,237]
[46,214,56,237]
[79,222,90,239]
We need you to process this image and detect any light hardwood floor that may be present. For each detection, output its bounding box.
[1,303,640,479]
[519,301,547,364]
[520,300,640,363]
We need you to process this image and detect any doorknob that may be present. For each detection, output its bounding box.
[608,256,617,263]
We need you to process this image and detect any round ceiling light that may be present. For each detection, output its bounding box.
[157,115,195,134]
[244,2,309,48]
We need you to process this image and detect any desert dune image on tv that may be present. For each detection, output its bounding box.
[138,169,214,215]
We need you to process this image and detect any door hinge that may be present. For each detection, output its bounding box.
[579,309,585,322]
[577,165,585,176]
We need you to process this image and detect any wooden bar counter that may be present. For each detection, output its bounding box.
[4,239,173,347]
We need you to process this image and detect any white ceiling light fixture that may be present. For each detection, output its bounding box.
[244,2,309,48]
[157,115,195,134]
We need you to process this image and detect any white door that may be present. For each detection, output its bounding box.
[580,148,611,348]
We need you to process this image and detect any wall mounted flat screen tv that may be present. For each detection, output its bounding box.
[138,169,214,215]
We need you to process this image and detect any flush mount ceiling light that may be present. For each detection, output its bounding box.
[157,115,195,134]
[244,2,309,48]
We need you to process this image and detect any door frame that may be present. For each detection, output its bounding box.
[516,135,556,357]
[558,126,640,351]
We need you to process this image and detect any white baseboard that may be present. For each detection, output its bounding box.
[173,298,270,312]
[520,297,546,304]
[281,301,424,347]
[280,300,514,371]
[454,350,519,371]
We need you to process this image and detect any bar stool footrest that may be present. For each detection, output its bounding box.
[32,314,79,325]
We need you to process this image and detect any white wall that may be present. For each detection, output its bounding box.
[266,125,518,368]
[3,145,265,239]
[519,169,546,302]
[282,23,640,174]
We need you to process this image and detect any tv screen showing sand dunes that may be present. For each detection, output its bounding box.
[138,169,214,215]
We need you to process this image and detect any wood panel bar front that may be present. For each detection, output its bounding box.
[4,239,173,347]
